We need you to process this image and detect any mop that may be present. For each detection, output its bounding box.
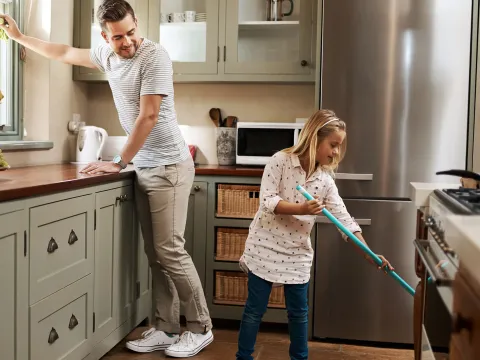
[296,185,415,296]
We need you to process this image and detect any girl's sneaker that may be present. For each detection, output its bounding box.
[164,330,214,358]
[125,327,179,353]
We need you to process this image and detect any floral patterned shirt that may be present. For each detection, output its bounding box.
[239,151,362,285]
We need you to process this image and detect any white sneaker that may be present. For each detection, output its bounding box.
[164,330,214,358]
[126,328,179,353]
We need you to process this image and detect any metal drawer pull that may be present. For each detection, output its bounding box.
[68,314,79,330]
[316,217,371,226]
[68,230,78,245]
[335,173,373,181]
[48,327,59,344]
[47,238,59,254]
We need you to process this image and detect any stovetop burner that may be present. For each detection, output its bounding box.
[433,188,480,215]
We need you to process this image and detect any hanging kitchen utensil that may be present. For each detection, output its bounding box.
[297,185,416,297]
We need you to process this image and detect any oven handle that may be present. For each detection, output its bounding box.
[413,239,452,286]
[316,217,371,226]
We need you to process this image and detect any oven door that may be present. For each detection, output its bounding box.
[414,239,452,358]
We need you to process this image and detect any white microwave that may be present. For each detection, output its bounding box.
[236,122,304,166]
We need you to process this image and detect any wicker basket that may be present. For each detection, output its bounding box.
[214,271,286,308]
[216,228,249,261]
[217,184,260,218]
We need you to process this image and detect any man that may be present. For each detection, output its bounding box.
[0,0,213,357]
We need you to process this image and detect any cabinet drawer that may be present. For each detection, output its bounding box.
[30,274,93,360]
[30,195,94,304]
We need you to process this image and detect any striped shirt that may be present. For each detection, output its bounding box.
[239,151,362,285]
[90,38,190,168]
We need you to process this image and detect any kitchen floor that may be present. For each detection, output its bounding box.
[102,322,415,360]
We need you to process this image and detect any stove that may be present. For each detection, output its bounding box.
[434,187,480,215]
[413,187,477,359]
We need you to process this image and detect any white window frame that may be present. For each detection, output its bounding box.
[0,0,23,140]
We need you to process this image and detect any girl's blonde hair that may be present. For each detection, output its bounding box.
[282,109,347,179]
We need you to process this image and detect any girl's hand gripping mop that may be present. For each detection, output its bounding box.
[296,185,415,296]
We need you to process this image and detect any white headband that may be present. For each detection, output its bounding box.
[319,118,339,129]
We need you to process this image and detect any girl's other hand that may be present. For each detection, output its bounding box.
[365,254,395,273]
[300,196,325,215]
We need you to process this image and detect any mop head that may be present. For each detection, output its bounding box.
[0,18,9,41]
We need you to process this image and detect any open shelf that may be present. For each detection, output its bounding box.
[239,20,299,30]
[160,21,206,28]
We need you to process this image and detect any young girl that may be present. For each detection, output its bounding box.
[236,109,394,360]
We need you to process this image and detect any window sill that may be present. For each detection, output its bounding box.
[0,141,54,152]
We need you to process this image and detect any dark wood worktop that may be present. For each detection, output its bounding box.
[194,164,264,177]
[0,163,264,202]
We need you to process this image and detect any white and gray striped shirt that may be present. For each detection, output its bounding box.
[90,39,190,168]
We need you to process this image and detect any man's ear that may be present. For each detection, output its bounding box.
[101,31,109,43]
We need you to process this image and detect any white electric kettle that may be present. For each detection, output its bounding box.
[76,126,108,164]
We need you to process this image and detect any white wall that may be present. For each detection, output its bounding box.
[6,0,88,167]
[87,82,316,164]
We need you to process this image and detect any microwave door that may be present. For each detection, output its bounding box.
[236,128,297,165]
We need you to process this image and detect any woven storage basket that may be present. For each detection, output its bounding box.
[214,271,286,308]
[217,184,260,218]
[216,228,249,261]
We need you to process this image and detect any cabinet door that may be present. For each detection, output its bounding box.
[184,182,208,287]
[134,218,152,324]
[149,0,220,75]
[0,208,28,360]
[114,186,135,325]
[224,0,314,76]
[73,0,149,81]
[94,186,135,342]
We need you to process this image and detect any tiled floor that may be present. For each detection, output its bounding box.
[102,325,415,360]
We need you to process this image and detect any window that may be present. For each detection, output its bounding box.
[0,0,22,140]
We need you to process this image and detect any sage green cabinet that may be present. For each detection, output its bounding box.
[94,184,136,344]
[73,0,317,83]
[0,202,28,360]
[133,216,152,325]
[184,181,208,287]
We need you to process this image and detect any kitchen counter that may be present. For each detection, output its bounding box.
[194,164,264,177]
[446,214,480,285]
[410,181,460,208]
[0,163,265,202]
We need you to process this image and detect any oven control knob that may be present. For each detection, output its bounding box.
[452,312,472,333]
[425,216,436,227]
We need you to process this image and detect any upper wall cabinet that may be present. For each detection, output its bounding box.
[73,0,317,83]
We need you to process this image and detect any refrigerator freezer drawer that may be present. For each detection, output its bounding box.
[313,199,417,344]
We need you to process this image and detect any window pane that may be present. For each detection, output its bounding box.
[0,2,8,127]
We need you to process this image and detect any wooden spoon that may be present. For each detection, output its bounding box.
[209,108,220,127]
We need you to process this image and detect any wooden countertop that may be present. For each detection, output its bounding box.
[0,163,264,202]
[194,164,264,177]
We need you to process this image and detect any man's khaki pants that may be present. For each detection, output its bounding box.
[134,157,212,334]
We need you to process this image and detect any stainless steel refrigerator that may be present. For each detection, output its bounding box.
[314,0,473,344]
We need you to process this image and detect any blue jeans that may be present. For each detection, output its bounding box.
[236,272,309,360]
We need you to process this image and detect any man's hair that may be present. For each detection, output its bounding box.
[97,0,136,31]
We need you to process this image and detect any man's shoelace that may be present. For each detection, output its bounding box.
[141,328,157,339]
[173,331,197,347]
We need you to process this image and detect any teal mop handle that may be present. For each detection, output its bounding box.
[296,185,415,296]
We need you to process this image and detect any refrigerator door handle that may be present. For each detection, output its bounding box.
[335,173,373,181]
[316,216,371,226]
